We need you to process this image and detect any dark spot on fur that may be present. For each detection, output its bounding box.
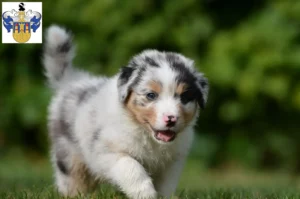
[44,30,72,57]
[93,129,100,141]
[90,128,101,152]
[166,53,196,83]
[130,60,139,68]
[119,66,135,86]
[49,97,74,142]
[57,38,72,53]
[77,86,99,104]
[59,119,71,139]
[49,119,73,141]
[145,56,159,67]
[59,99,73,140]
[57,160,68,175]
[130,66,147,89]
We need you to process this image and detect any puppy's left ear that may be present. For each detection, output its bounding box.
[195,73,209,109]
[117,66,136,103]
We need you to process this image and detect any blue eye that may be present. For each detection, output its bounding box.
[146,92,158,100]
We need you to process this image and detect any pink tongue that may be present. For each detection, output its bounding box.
[157,131,175,142]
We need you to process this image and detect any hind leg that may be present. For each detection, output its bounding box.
[51,139,97,197]
[54,158,97,197]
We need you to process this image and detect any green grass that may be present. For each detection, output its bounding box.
[1,152,300,199]
[2,186,300,199]
[1,187,300,199]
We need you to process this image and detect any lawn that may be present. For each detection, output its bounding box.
[1,151,300,199]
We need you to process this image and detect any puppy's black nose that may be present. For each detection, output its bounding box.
[163,114,177,127]
[166,120,176,127]
[168,116,175,121]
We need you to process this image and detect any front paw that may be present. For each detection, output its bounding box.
[130,180,157,199]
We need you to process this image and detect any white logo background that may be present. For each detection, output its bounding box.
[2,2,42,44]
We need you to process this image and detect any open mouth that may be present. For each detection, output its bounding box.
[154,130,176,142]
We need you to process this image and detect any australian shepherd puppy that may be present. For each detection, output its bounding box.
[43,25,209,199]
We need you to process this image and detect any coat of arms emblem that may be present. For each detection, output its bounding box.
[2,2,42,43]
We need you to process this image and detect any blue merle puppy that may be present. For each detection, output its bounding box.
[43,25,209,199]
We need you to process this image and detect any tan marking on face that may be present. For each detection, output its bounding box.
[126,91,156,129]
[148,80,162,94]
[176,82,188,95]
[177,103,197,126]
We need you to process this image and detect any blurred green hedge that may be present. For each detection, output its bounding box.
[1,0,300,171]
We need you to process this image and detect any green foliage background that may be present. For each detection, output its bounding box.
[1,0,300,171]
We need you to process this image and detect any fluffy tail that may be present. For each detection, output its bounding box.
[43,25,77,90]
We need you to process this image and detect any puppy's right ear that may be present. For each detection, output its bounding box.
[117,66,136,102]
[194,73,209,109]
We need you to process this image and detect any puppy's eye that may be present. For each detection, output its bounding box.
[181,90,196,104]
[146,92,158,101]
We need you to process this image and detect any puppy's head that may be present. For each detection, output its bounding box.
[118,50,208,144]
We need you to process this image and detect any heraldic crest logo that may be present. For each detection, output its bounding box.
[2,2,42,43]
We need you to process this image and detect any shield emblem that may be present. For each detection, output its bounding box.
[13,22,31,43]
